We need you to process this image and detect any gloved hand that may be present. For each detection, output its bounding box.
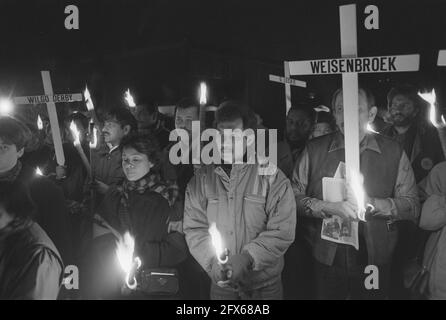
[226,252,254,284]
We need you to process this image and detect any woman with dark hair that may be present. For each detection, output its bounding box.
[0,180,63,299]
[83,134,187,299]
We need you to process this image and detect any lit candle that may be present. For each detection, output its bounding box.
[418,89,446,158]
[84,86,94,111]
[116,232,142,290]
[70,121,91,175]
[124,89,136,108]
[349,170,374,222]
[37,115,43,130]
[209,222,228,264]
[35,167,44,176]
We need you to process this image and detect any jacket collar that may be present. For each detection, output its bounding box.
[328,131,382,154]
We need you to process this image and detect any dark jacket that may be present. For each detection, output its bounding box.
[302,132,407,266]
[16,164,73,265]
[381,123,444,183]
[0,219,63,299]
[91,144,125,187]
[99,186,188,268]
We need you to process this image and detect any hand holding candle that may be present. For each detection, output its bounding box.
[209,222,231,286]
[348,170,374,222]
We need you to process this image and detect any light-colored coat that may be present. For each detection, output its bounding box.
[183,163,296,290]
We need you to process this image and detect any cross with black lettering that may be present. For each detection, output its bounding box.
[13,71,83,166]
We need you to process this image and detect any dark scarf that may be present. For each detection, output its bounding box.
[0,162,22,182]
[116,172,165,232]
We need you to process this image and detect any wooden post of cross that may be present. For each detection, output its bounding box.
[13,71,83,167]
[289,4,420,186]
[269,61,307,115]
[438,50,446,66]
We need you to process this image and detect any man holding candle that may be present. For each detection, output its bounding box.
[381,84,444,183]
[292,87,419,299]
[184,101,296,300]
[380,84,444,298]
[91,107,137,197]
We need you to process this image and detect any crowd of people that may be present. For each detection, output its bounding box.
[0,82,445,300]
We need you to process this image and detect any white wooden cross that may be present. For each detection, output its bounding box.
[289,4,420,183]
[438,50,446,66]
[269,61,307,115]
[13,71,83,167]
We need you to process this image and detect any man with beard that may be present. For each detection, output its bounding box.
[184,101,296,300]
[91,107,137,196]
[381,84,444,183]
[380,84,444,299]
[277,106,314,179]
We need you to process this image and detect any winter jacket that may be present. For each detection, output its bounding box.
[183,163,296,290]
[0,219,63,299]
[99,186,188,268]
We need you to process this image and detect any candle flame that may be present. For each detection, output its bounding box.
[209,222,228,264]
[35,167,43,176]
[124,89,136,108]
[418,89,446,128]
[37,115,43,130]
[84,87,94,111]
[366,123,378,134]
[116,232,141,290]
[70,121,81,146]
[199,82,207,105]
[350,170,368,222]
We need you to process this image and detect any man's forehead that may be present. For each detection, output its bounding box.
[392,94,413,104]
[334,90,369,107]
[176,106,199,117]
[287,109,309,120]
[217,118,243,130]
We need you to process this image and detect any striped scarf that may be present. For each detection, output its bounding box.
[116,172,179,232]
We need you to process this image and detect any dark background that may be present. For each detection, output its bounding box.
[0,0,445,132]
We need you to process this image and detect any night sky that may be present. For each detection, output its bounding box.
[0,0,445,130]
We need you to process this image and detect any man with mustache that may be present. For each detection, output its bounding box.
[380,84,444,299]
[381,84,444,183]
[91,107,137,196]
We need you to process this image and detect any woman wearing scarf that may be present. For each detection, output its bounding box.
[82,134,187,299]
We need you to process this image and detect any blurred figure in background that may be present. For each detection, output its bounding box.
[0,180,63,299]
